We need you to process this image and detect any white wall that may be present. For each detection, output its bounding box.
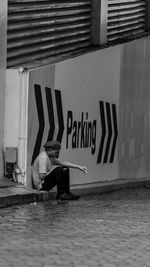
[0,0,7,176]
[54,48,120,186]
[27,65,55,186]
[25,47,120,187]
[5,69,29,184]
[119,37,150,179]
[4,70,20,147]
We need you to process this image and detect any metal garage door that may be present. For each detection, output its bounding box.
[7,0,93,68]
[107,0,146,42]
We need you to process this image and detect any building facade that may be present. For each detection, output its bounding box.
[1,0,150,189]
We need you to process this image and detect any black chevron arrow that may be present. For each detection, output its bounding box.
[110,104,118,163]
[97,101,106,163]
[103,102,113,163]
[55,89,64,143]
[45,87,55,142]
[31,84,45,165]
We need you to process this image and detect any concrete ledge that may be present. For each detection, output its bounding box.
[0,177,150,208]
[69,177,150,196]
[20,177,150,204]
[0,193,35,208]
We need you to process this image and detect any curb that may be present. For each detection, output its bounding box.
[0,177,150,208]
[68,177,150,197]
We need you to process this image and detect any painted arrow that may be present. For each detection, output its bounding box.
[31,84,45,165]
[97,101,106,163]
[55,89,64,143]
[103,102,113,163]
[109,104,118,163]
[97,101,118,164]
[45,87,55,142]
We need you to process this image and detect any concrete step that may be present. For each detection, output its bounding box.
[0,178,56,208]
[0,177,150,208]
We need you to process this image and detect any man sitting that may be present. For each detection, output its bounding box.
[32,140,87,201]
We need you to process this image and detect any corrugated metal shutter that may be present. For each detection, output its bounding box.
[107,0,146,42]
[7,0,92,68]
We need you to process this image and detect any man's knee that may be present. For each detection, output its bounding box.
[55,167,70,179]
[62,167,70,176]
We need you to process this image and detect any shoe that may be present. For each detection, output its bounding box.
[56,193,80,201]
[69,193,80,200]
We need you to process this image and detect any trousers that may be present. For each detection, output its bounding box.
[41,167,70,196]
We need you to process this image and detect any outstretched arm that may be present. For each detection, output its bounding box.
[54,159,88,173]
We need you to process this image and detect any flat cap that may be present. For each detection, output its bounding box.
[43,140,61,150]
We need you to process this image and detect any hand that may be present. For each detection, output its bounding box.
[79,166,88,173]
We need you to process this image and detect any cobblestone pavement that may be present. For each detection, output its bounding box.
[1,187,150,267]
